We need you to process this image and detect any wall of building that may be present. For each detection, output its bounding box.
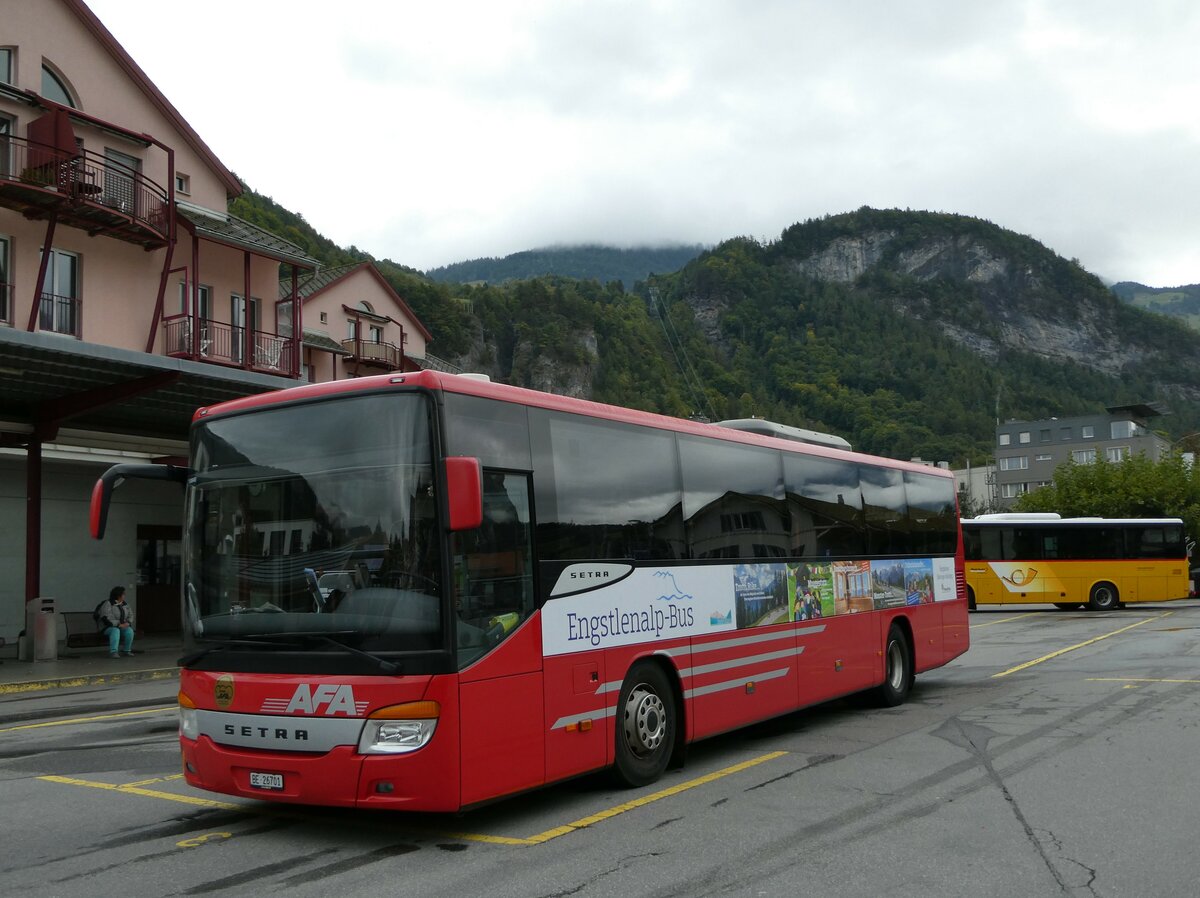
[0,454,182,642]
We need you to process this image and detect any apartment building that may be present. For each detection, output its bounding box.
[992,404,1171,508]
[0,1,439,649]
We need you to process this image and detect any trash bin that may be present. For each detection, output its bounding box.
[33,597,57,662]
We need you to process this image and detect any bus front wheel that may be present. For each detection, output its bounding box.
[1089,582,1120,611]
[874,624,913,708]
[967,587,976,611]
[614,662,676,787]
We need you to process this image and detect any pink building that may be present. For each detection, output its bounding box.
[0,0,441,649]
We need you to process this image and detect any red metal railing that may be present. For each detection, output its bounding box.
[0,136,169,240]
[341,336,404,370]
[163,315,295,374]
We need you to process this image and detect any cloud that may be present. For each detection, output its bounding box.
[86,0,1200,283]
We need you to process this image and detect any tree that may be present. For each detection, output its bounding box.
[1014,453,1200,546]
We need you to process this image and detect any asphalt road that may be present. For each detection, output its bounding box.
[3,602,1200,898]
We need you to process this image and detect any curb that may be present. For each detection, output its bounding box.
[0,666,179,696]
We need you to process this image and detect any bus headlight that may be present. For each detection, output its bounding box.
[358,701,439,754]
[179,692,199,740]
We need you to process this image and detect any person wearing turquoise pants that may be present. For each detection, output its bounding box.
[97,586,135,658]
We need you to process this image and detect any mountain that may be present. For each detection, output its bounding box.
[426,244,705,286]
[1112,281,1200,331]
[230,190,1200,465]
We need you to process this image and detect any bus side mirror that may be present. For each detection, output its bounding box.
[445,457,483,531]
[90,463,189,539]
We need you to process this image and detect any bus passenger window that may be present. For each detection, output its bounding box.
[453,471,534,667]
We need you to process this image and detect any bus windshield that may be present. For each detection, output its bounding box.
[182,393,446,672]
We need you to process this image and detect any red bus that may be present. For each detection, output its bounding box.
[90,371,969,811]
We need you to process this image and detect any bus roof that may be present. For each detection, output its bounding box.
[193,370,952,479]
[963,514,1184,526]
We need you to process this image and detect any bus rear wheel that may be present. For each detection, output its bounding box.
[613,662,676,788]
[1089,582,1119,611]
[874,624,913,707]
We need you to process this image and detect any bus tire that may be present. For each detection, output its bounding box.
[874,624,913,708]
[967,587,976,611]
[613,662,676,788]
[1089,582,1119,611]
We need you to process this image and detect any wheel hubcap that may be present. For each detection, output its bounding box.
[887,641,904,690]
[624,685,666,756]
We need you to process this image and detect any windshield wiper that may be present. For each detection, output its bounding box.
[237,630,401,674]
[179,637,302,667]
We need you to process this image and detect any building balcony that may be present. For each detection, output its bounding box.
[163,315,296,375]
[0,137,170,249]
[341,336,404,370]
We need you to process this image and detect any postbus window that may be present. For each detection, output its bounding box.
[442,393,532,470]
[532,410,684,561]
[783,454,865,558]
[903,470,957,554]
[860,465,911,555]
[680,436,786,560]
[1127,526,1170,558]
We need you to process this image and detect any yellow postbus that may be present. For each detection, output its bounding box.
[962,513,1191,611]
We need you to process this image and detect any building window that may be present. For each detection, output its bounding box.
[0,113,12,178]
[0,234,10,326]
[369,325,383,344]
[41,63,76,108]
[1106,446,1130,462]
[1019,431,1031,444]
[1060,427,1071,440]
[1111,421,1142,439]
[320,312,328,323]
[38,247,79,336]
[999,456,1029,471]
[1035,454,1052,462]
[0,48,11,85]
[1081,425,1094,439]
[1000,483,1027,499]
[174,173,190,195]
[347,319,358,340]
[1040,429,1051,442]
[998,433,1011,446]
[1072,449,1097,464]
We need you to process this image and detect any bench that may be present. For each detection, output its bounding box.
[63,611,106,649]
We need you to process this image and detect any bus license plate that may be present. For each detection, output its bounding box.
[249,772,284,790]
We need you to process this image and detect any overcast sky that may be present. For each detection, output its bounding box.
[86,0,1199,285]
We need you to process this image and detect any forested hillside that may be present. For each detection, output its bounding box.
[426,245,704,286]
[232,188,1200,466]
[1112,281,1200,331]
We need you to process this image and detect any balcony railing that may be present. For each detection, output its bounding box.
[341,336,404,370]
[163,315,295,375]
[38,292,81,338]
[0,137,170,247]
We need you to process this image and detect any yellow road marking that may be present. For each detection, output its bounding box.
[124,774,186,788]
[39,774,241,810]
[178,832,233,849]
[0,706,174,734]
[448,751,789,846]
[970,614,1027,629]
[0,669,177,695]
[40,751,790,846]
[992,612,1173,678]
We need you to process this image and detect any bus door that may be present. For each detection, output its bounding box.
[455,471,544,806]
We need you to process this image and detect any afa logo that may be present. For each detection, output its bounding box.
[260,684,369,716]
